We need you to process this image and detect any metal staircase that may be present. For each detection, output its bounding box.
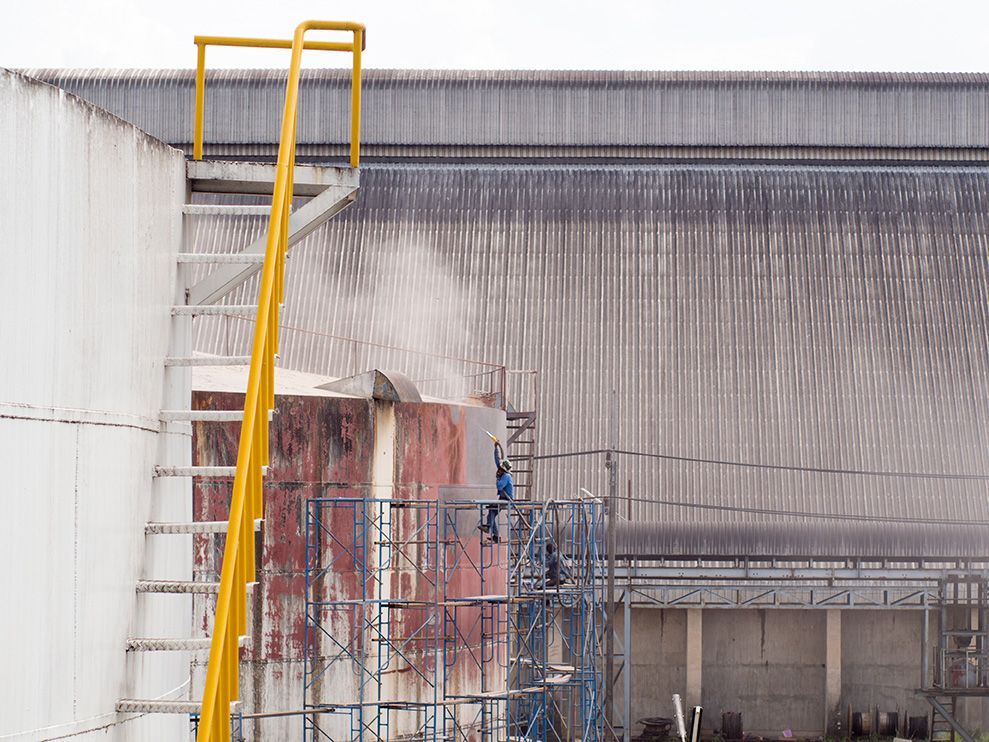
[116,155,359,723]
[114,20,365,741]
[506,370,540,501]
[928,693,960,742]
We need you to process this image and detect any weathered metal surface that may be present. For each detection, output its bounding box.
[318,368,423,402]
[192,387,505,739]
[0,69,189,740]
[22,69,989,156]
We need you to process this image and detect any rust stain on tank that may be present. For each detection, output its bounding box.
[192,386,505,739]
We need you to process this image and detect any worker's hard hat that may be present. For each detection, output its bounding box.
[501,459,512,471]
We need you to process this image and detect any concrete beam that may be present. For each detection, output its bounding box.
[187,183,358,306]
[686,608,702,709]
[825,609,842,735]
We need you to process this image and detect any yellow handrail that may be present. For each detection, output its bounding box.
[192,25,365,166]
[194,21,364,742]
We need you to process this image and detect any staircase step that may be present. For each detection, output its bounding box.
[160,409,273,423]
[146,519,263,535]
[116,699,241,714]
[126,635,249,651]
[154,466,232,477]
[183,204,273,216]
[153,465,267,477]
[177,253,266,264]
[137,580,221,594]
[164,355,252,367]
[161,410,244,422]
[187,160,358,197]
[171,305,258,317]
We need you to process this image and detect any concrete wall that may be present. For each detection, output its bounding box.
[621,607,989,740]
[842,612,931,724]
[703,610,826,736]
[191,380,506,741]
[615,609,687,728]
[0,70,186,739]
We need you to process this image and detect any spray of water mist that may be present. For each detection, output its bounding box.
[304,241,484,401]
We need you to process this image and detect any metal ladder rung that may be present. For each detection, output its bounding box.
[176,253,265,264]
[116,699,241,714]
[171,305,258,316]
[160,409,243,422]
[182,204,273,216]
[126,635,250,651]
[136,580,221,594]
[153,465,268,477]
[145,518,263,535]
[159,409,274,422]
[164,355,252,366]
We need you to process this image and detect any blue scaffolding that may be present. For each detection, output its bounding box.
[304,497,605,741]
[476,499,606,742]
[303,497,443,741]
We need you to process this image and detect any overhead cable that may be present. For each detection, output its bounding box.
[533,447,989,481]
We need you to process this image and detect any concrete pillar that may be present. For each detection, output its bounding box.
[825,609,842,736]
[686,609,703,709]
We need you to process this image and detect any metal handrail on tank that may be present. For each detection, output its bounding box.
[192,24,365,165]
[194,20,364,742]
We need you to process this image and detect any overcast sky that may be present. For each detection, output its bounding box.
[3,0,987,72]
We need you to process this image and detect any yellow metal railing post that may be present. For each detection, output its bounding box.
[192,29,364,167]
[350,29,363,168]
[194,41,206,160]
[193,21,364,742]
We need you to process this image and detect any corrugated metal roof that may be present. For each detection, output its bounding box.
[21,68,989,153]
[188,162,989,558]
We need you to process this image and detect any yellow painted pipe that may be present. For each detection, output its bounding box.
[194,43,206,160]
[350,29,363,168]
[259,358,270,470]
[231,554,241,647]
[193,35,354,52]
[237,535,247,637]
[243,482,255,587]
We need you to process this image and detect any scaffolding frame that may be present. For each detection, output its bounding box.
[304,496,605,741]
[504,499,606,742]
[918,574,989,742]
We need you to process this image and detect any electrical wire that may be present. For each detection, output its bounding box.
[613,492,989,526]
[531,449,989,526]
[534,447,989,481]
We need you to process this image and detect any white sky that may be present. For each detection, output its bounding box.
[3,0,987,72]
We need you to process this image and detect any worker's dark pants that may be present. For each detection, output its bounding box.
[485,504,500,541]
[483,498,509,541]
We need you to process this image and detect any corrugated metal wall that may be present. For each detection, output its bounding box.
[187,163,989,558]
[23,69,989,152]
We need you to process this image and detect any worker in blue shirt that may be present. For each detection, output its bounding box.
[479,440,513,543]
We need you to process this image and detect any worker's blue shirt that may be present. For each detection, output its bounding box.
[497,471,514,501]
[494,444,514,500]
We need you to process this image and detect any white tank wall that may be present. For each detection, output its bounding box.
[0,70,188,740]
